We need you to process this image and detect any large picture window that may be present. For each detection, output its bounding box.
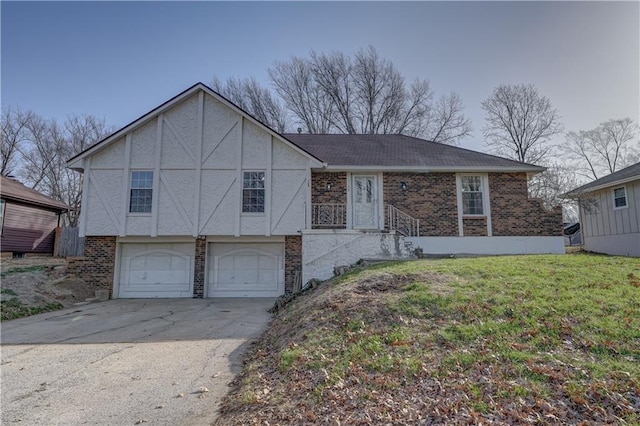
[242,171,265,213]
[613,186,627,209]
[130,171,153,213]
[461,175,484,215]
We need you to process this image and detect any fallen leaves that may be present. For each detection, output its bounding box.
[215,265,640,425]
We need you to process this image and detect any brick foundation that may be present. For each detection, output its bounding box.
[65,236,117,298]
[284,235,302,294]
[193,237,206,298]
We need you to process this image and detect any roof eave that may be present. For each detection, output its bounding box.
[317,165,545,173]
[2,195,69,212]
[566,174,640,197]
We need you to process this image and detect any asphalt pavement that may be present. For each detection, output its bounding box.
[1,298,273,426]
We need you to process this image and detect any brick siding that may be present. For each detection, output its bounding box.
[311,172,347,205]
[284,235,302,294]
[65,236,117,298]
[383,173,458,236]
[193,237,206,298]
[489,173,562,236]
[463,217,488,236]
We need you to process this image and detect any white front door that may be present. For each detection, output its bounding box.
[352,175,378,229]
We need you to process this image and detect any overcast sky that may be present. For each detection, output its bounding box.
[2,1,638,152]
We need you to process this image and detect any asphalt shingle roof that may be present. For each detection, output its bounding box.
[0,176,69,211]
[283,134,544,171]
[568,162,640,194]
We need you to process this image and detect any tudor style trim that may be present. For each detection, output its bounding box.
[67,83,325,171]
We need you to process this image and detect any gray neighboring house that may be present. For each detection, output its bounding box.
[567,162,640,257]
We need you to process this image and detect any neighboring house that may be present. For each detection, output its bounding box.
[567,162,640,257]
[66,82,563,299]
[0,176,69,257]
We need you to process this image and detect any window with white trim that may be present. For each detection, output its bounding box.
[613,186,627,209]
[461,175,484,215]
[129,171,154,213]
[242,171,265,213]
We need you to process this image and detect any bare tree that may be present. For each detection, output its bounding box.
[211,76,288,133]
[528,162,580,222]
[4,109,111,226]
[276,46,472,143]
[269,57,335,134]
[564,118,639,180]
[482,84,564,163]
[1,107,35,176]
[216,46,472,143]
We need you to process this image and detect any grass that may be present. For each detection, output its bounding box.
[1,296,63,321]
[216,253,640,424]
[0,265,46,278]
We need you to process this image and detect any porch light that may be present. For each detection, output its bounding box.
[400,182,408,190]
[326,183,332,190]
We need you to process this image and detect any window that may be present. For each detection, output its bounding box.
[613,186,627,209]
[461,175,484,215]
[242,171,265,213]
[354,177,373,203]
[129,171,153,213]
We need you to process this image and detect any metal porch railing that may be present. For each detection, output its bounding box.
[312,203,347,228]
[387,204,420,236]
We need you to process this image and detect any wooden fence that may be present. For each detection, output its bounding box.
[54,226,85,257]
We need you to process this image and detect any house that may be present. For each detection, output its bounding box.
[567,162,640,257]
[66,82,563,299]
[0,176,69,257]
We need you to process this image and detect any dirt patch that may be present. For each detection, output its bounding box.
[1,257,97,318]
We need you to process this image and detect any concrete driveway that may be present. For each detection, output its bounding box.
[1,298,274,426]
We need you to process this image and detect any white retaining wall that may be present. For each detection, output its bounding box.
[302,231,413,284]
[406,236,565,255]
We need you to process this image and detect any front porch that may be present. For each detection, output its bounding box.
[311,203,420,236]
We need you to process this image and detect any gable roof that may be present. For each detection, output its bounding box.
[567,162,640,196]
[0,176,69,212]
[67,82,324,170]
[283,133,545,172]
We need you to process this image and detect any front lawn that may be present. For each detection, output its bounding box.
[216,253,640,424]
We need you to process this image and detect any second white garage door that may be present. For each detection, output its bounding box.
[208,242,284,297]
[118,242,194,298]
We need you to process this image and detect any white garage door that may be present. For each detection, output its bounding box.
[208,242,284,297]
[118,242,194,298]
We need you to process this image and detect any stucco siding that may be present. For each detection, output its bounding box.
[81,89,312,238]
[242,121,269,169]
[198,170,236,235]
[202,94,240,170]
[273,139,312,169]
[85,170,122,235]
[129,120,156,169]
[156,170,195,236]
[271,169,307,234]
[91,138,125,169]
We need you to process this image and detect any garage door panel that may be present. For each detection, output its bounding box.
[208,242,284,297]
[118,243,194,298]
